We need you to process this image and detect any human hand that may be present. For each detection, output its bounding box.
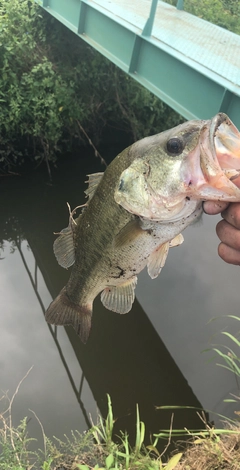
[203,177,240,265]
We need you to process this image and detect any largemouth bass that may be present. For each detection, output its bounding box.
[45,113,240,343]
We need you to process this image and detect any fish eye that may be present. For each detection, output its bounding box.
[166,138,184,155]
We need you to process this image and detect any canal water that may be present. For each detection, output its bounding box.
[0,144,239,451]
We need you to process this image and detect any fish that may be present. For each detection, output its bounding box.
[45,113,240,343]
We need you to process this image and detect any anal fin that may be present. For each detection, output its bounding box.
[101,277,137,314]
[45,287,92,344]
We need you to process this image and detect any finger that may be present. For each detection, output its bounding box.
[221,203,240,229]
[216,219,240,251]
[218,242,240,265]
[203,200,229,215]
[202,176,240,215]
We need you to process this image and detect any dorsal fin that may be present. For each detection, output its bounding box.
[85,172,104,201]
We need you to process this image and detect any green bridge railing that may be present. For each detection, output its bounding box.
[37,0,240,127]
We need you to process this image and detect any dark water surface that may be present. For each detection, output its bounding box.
[1,147,239,450]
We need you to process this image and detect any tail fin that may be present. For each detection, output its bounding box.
[45,287,92,344]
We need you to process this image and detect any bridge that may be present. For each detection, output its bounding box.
[38,0,240,127]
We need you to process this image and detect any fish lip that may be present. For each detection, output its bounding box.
[209,112,240,172]
[196,113,240,201]
[202,112,240,173]
[198,114,223,172]
[209,113,231,161]
[209,113,228,144]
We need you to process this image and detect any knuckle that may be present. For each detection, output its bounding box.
[216,220,240,251]
[218,243,228,262]
[224,204,240,228]
[218,243,240,265]
[216,220,227,240]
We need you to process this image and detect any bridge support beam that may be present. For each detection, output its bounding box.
[37,0,240,128]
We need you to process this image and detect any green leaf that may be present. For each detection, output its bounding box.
[221,331,240,348]
[135,404,145,455]
[146,445,160,456]
[165,453,182,470]
[42,461,53,470]
[223,398,237,403]
[106,453,114,469]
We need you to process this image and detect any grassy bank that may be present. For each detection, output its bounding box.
[1,387,240,470]
[1,317,240,469]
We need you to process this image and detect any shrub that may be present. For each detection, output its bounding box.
[0,0,182,170]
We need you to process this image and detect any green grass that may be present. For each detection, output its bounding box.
[1,389,239,470]
[0,384,183,470]
[1,317,240,469]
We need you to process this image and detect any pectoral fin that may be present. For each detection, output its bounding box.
[147,242,170,279]
[114,219,144,248]
[101,277,137,314]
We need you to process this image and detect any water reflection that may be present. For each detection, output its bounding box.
[0,149,238,450]
[14,237,92,428]
[137,215,240,423]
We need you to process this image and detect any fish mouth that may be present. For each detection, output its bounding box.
[211,113,240,174]
[197,113,240,201]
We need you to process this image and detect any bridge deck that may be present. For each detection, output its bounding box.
[39,0,240,126]
[106,0,240,90]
